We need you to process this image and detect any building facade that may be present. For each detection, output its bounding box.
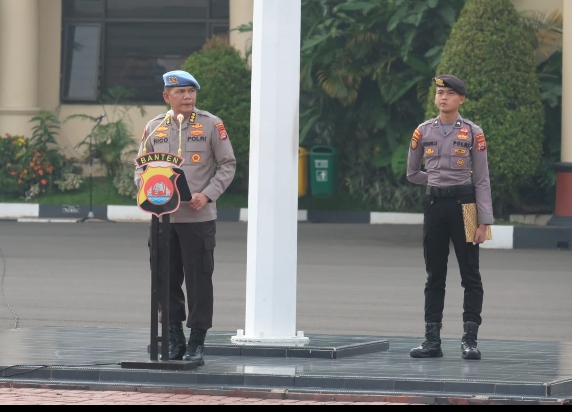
[0,0,570,224]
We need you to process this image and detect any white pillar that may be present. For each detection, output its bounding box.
[232,0,308,345]
[0,0,40,136]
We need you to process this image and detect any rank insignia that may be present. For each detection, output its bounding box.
[189,112,197,124]
[155,133,168,139]
[215,122,229,141]
[191,154,201,164]
[426,148,435,155]
[455,149,467,156]
[413,129,422,139]
[457,159,465,167]
[460,127,469,135]
[192,123,203,129]
[190,130,205,136]
[457,134,470,140]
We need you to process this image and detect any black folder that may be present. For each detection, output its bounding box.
[173,168,192,202]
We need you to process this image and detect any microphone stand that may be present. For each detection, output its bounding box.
[78,116,116,224]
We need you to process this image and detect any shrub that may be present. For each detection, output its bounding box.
[428,0,544,214]
[181,37,251,193]
[0,135,55,199]
[113,164,139,199]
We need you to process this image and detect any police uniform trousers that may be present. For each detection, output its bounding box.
[423,190,484,325]
[149,221,216,331]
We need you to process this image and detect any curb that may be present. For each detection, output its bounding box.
[0,203,570,251]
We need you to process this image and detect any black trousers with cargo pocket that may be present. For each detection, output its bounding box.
[149,221,216,331]
[423,194,484,325]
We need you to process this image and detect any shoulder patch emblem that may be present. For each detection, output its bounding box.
[478,142,487,152]
[215,122,229,141]
[475,133,486,142]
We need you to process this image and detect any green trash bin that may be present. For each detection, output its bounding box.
[310,146,337,197]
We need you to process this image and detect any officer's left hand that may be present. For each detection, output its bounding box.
[189,193,210,211]
[473,225,489,245]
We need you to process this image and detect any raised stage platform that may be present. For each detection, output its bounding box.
[0,327,571,404]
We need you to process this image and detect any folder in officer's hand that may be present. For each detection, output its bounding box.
[462,203,493,243]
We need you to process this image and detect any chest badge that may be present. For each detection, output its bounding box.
[425,148,436,155]
[460,127,469,135]
[191,154,202,164]
[190,130,205,136]
[457,159,466,167]
[157,126,169,132]
[192,123,203,129]
[457,134,470,140]
[455,149,467,156]
[155,133,168,139]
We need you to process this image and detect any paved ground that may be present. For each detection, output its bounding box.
[0,221,571,404]
[0,221,571,341]
[0,387,419,405]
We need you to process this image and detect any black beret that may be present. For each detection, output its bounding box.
[433,75,467,96]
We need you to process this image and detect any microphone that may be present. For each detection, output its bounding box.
[93,114,106,122]
[177,114,184,123]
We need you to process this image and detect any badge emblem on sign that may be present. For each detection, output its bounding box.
[135,152,185,217]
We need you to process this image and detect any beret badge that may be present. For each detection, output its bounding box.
[168,77,180,85]
[434,78,445,87]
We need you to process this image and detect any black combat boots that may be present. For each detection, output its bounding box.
[461,321,482,360]
[182,329,207,365]
[161,323,187,361]
[410,322,443,358]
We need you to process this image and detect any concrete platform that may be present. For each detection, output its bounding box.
[0,327,571,404]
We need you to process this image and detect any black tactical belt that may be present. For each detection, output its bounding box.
[426,185,475,198]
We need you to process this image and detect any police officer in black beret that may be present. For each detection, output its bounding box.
[406,75,493,360]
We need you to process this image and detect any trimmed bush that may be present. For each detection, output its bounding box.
[181,37,251,193]
[427,0,544,213]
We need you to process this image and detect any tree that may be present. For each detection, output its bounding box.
[181,37,251,192]
[428,0,544,214]
[299,0,467,210]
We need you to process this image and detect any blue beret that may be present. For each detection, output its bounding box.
[163,70,201,89]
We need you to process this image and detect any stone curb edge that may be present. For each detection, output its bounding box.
[0,204,570,251]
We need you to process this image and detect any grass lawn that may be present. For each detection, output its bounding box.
[0,177,394,212]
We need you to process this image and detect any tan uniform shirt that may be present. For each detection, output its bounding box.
[406,115,494,225]
[135,109,236,223]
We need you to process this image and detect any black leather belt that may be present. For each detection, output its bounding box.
[426,185,475,198]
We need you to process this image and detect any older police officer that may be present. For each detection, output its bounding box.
[406,75,493,361]
[135,70,236,365]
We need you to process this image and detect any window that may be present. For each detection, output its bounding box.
[61,0,230,104]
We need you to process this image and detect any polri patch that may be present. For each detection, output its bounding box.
[215,122,229,141]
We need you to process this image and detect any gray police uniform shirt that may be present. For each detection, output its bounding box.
[135,109,236,223]
[406,116,494,225]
